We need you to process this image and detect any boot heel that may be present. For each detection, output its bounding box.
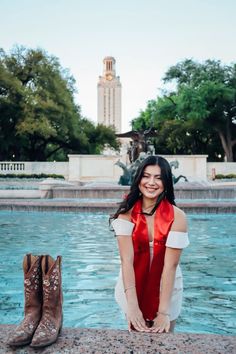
[30,255,63,348]
[59,314,63,334]
[7,255,43,347]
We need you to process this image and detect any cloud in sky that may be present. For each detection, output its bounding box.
[1,0,236,131]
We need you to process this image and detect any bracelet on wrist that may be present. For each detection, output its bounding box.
[124,285,135,293]
[157,311,170,317]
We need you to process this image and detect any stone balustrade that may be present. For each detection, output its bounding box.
[0,162,25,172]
[0,155,235,182]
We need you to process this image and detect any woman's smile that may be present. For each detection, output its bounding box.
[139,165,164,200]
[145,187,158,193]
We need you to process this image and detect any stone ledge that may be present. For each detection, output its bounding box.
[0,199,236,213]
[1,325,235,354]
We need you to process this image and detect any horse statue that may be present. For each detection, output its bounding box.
[115,157,188,186]
[129,152,147,182]
[115,160,131,186]
[116,126,158,163]
[115,153,147,186]
[169,160,188,184]
[169,160,179,170]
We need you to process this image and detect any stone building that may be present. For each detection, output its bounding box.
[97,57,122,133]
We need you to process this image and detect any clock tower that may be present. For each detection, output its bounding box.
[97,57,122,133]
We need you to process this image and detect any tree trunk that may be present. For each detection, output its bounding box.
[217,116,234,162]
[218,130,233,161]
[45,145,63,159]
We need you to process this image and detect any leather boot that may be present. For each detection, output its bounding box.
[8,254,42,346]
[30,255,63,348]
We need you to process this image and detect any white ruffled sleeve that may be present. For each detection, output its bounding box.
[166,231,189,249]
[111,219,134,236]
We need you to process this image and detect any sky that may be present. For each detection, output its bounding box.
[1,0,236,132]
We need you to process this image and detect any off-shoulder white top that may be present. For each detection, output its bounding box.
[112,218,189,320]
[111,218,189,249]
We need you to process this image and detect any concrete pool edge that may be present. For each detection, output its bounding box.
[1,325,235,354]
[0,199,236,213]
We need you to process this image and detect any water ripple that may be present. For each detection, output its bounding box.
[0,211,235,334]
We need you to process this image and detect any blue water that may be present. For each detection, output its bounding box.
[0,211,235,335]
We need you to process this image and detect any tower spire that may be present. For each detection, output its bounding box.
[97,57,122,133]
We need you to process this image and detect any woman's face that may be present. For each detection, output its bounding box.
[138,164,164,200]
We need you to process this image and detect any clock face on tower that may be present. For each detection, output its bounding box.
[106,74,113,81]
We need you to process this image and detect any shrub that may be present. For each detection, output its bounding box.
[0,174,65,179]
[215,173,236,179]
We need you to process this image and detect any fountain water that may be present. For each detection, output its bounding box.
[0,177,235,213]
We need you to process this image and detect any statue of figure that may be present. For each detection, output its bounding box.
[169,160,188,184]
[146,139,155,156]
[115,160,131,186]
[127,142,133,164]
[116,156,188,186]
[116,127,158,163]
[115,153,147,186]
[169,160,179,170]
[115,124,158,185]
[130,152,147,182]
[132,136,143,162]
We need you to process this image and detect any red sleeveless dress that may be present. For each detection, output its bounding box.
[131,198,174,320]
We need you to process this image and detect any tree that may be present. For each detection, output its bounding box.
[132,59,236,161]
[163,59,236,161]
[132,99,224,159]
[0,46,118,161]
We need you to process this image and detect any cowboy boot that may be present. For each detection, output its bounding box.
[8,254,42,346]
[30,255,63,348]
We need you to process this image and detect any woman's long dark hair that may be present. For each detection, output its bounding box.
[111,155,176,220]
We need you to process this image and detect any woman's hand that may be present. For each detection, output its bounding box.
[149,312,170,333]
[126,305,149,332]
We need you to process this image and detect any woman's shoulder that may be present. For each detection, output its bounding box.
[173,205,186,219]
[112,210,134,236]
[117,209,132,222]
[172,205,187,232]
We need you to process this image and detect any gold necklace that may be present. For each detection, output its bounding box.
[142,204,156,215]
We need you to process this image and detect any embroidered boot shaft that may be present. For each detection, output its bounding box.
[8,254,43,347]
[30,255,63,348]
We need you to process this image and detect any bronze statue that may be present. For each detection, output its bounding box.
[116,127,157,163]
[170,160,188,184]
[115,153,148,186]
[115,127,188,185]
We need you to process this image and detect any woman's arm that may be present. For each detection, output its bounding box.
[116,222,149,332]
[150,207,187,333]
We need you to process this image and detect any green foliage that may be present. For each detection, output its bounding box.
[0,173,65,179]
[215,174,236,179]
[132,59,236,161]
[0,46,118,161]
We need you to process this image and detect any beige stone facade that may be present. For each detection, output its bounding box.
[1,157,235,182]
[97,57,122,133]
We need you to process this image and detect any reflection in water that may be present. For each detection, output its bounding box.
[0,211,235,334]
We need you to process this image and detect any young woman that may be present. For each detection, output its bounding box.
[111,155,189,333]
